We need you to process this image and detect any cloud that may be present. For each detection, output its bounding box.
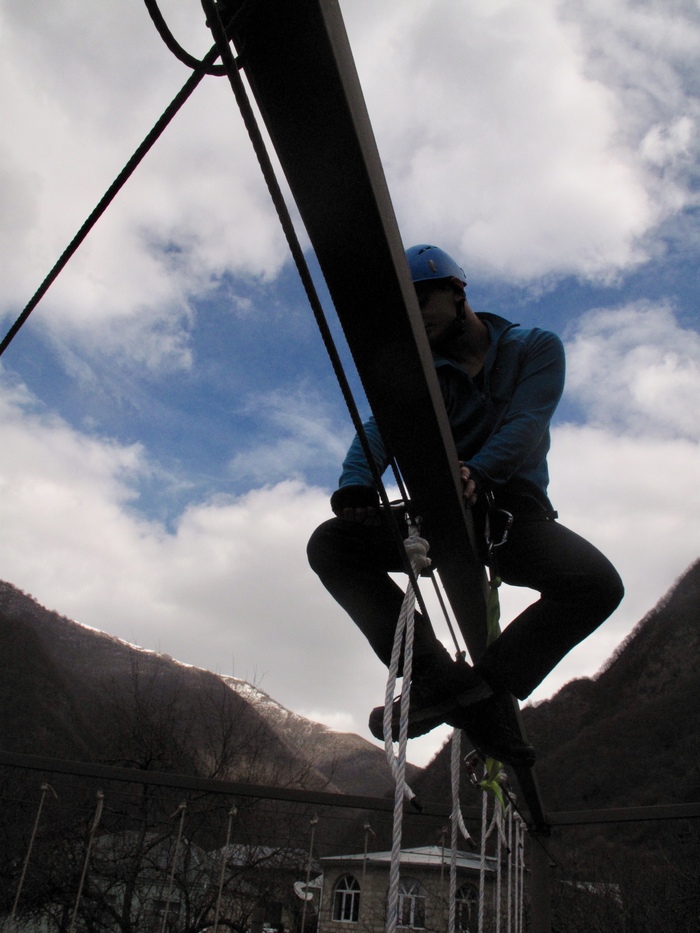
[0,0,286,367]
[564,301,700,438]
[227,386,353,486]
[0,371,380,746]
[0,0,698,771]
[341,0,699,280]
[2,357,697,766]
[3,0,698,376]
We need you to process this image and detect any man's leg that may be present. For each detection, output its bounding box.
[307,516,443,666]
[307,515,490,738]
[475,518,624,700]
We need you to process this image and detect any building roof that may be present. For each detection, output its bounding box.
[320,845,495,873]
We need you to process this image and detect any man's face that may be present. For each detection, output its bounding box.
[415,280,459,346]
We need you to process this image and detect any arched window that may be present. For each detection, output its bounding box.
[398,877,426,929]
[456,882,478,932]
[333,874,360,922]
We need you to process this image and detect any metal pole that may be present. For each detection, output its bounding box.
[528,832,552,933]
[300,815,318,933]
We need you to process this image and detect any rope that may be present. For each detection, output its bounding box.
[477,790,488,933]
[0,47,221,357]
[144,0,226,74]
[9,782,57,930]
[384,526,430,933]
[447,730,474,933]
[68,789,104,933]
[212,804,237,933]
[200,0,440,635]
[300,815,318,933]
[160,801,187,933]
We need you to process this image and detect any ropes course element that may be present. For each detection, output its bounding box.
[383,525,431,933]
[68,789,104,933]
[200,0,436,634]
[300,814,319,933]
[144,0,226,74]
[212,803,237,933]
[0,45,221,358]
[160,801,188,933]
[8,782,57,931]
[448,730,474,933]
[467,760,526,933]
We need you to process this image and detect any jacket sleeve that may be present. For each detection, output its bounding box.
[337,416,390,488]
[466,330,565,488]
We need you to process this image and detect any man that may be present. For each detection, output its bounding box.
[307,244,624,764]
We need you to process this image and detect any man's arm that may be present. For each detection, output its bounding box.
[466,330,565,489]
[330,416,389,523]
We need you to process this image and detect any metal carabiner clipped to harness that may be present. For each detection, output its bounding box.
[484,491,513,555]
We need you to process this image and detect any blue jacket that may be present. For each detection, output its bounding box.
[338,313,565,511]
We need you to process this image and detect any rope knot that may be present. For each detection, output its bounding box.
[404,529,431,574]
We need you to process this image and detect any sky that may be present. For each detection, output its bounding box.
[0,0,698,768]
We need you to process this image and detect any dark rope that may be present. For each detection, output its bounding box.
[0,46,221,358]
[143,0,226,75]
[200,0,435,625]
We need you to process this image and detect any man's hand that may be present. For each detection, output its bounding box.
[336,505,381,525]
[459,462,477,506]
[330,485,381,525]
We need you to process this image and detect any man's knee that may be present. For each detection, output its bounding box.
[598,564,624,618]
[306,519,338,575]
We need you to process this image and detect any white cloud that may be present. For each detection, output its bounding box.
[2,0,698,374]
[1,362,698,766]
[0,0,286,367]
[341,0,699,280]
[0,0,699,771]
[227,386,352,485]
[565,302,700,438]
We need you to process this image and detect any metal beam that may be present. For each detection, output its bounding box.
[216,0,547,832]
[221,0,488,657]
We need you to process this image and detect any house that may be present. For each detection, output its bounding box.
[318,845,496,933]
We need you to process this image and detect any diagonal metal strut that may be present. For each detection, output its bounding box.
[213,0,548,834]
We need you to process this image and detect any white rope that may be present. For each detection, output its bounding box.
[495,805,503,933]
[447,729,474,933]
[213,804,237,933]
[300,815,319,933]
[69,790,104,933]
[9,782,57,931]
[160,801,187,933]
[477,789,488,933]
[506,804,513,933]
[384,527,431,933]
[517,817,526,933]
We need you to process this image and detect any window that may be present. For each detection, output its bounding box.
[333,874,360,922]
[398,877,426,929]
[456,882,478,932]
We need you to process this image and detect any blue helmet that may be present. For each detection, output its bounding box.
[406,244,467,286]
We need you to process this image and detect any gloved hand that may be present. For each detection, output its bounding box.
[330,485,381,524]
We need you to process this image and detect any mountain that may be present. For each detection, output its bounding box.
[0,580,408,798]
[405,559,700,931]
[521,557,700,813]
[2,562,698,928]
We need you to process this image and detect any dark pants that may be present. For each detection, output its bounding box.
[307,510,624,700]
